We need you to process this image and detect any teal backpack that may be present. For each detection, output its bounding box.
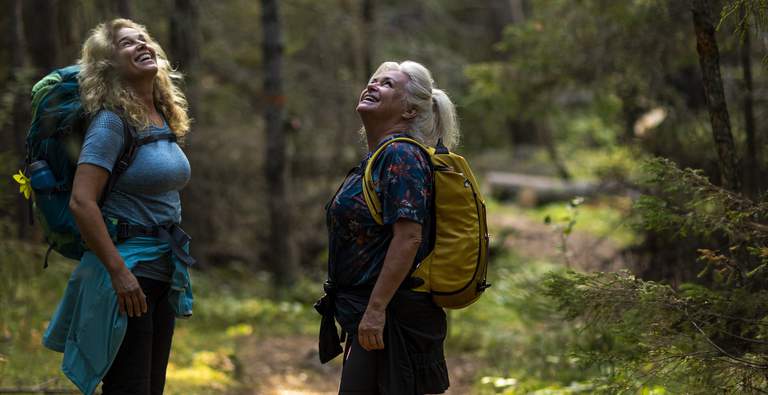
[24,65,162,267]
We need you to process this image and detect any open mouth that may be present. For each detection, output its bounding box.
[361,93,379,103]
[135,52,154,64]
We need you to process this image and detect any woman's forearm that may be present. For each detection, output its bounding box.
[70,198,125,275]
[71,156,146,317]
[367,221,422,312]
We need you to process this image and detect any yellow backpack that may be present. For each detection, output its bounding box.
[363,137,490,309]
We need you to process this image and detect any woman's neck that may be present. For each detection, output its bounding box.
[363,120,411,152]
[127,78,160,121]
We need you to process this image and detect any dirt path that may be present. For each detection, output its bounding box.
[237,336,479,395]
[492,212,626,272]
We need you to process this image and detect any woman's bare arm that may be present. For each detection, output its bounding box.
[70,163,147,317]
[357,219,422,351]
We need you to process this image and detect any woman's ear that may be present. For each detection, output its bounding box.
[402,108,417,120]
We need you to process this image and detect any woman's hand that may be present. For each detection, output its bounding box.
[358,307,386,351]
[109,265,147,317]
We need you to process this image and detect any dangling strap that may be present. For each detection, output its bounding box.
[43,245,54,269]
[23,160,35,226]
[114,220,196,266]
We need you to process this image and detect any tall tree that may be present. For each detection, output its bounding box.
[116,0,131,18]
[23,0,59,75]
[10,0,29,238]
[262,0,296,285]
[691,0,741,192]
[170,0,200,119]
[738,5,759,196]
[361,0,374,78]
[169,0,207,267]
[509,0,526,23]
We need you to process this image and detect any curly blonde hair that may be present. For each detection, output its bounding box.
[78,18,190,137]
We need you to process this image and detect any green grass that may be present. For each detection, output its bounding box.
[0,239,76,391]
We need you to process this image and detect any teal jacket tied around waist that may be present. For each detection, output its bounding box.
[42,236,194,395]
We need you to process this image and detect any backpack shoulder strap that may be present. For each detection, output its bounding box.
[362,137,434,225]
[98,117,137,207]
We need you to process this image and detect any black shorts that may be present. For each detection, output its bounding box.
[339,290,449,394]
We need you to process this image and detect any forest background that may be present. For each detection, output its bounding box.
[1,0,767,394]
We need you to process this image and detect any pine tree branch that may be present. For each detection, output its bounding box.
[690,318,768,369]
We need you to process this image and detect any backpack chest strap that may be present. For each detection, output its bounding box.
[135,133,177,146]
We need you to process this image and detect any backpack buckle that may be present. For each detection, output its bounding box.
[116,221,133,242]
[477,281,492,292]
[114,159,130,173]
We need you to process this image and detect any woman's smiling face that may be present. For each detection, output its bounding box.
[114,27,158,81]
[356,70,410,119]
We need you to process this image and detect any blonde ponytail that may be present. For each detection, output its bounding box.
[430,88,459,149]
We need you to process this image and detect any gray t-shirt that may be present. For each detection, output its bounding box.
[78,110,191,226]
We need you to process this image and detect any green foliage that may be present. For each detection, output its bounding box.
[544,158,768,393]
[720,0,768,42]
[464,0,697,150]
[449,253,609,392]
[635,158,767,243]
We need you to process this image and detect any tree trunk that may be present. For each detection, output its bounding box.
[56,0,88,63]
[691,0,741,192]
[169,0,206,267]
[618,86,643,144]
[361,0,374,78]
[23,0,59,75]
[116,0,131,18]
[170,0,200,119]
[262,0,296,285]
[538,122,571,181]
[739,6,759,196]
[509,0,526,24]
[10,0,29,238]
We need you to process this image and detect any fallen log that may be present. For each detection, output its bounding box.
[484,171,601,206]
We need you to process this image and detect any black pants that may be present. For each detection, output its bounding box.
[102,276,175,395]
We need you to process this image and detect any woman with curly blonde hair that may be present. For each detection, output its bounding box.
[43,18,194,395]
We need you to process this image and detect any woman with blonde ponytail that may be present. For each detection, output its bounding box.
[317,60,458,394]
[43,19,193,395]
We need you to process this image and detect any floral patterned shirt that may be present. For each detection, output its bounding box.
[326,134,434,289]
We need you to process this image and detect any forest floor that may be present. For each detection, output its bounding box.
[233,203,629,394]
